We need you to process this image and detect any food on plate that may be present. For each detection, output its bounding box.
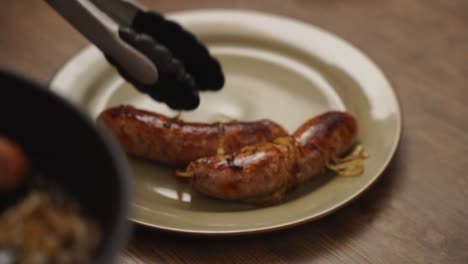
[177,111,366,204]
[97,105,288,166]
[0,136,29,192]
[0,138,101,263]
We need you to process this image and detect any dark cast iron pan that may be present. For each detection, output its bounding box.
[0,68,131,263]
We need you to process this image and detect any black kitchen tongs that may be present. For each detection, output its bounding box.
[46,0,224,110]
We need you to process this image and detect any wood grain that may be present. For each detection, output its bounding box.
[1,0,467,263]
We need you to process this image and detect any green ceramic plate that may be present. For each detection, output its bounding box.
[51,10,401,234]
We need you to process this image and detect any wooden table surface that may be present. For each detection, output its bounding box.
[2,0,467,263]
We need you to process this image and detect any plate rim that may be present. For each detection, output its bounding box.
[50,9,402,235]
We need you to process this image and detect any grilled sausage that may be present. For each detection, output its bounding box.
[0,136,29,192]
[181,111,357,204]
[97,105,288,166]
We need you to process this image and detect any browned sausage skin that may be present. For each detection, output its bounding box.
[182,111,358,204]
[97,105,288,166]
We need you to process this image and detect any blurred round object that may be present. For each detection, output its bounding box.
[0,136,28,192]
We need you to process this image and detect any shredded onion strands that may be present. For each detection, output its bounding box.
[326,144,368,177]
[175,170,194,178]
